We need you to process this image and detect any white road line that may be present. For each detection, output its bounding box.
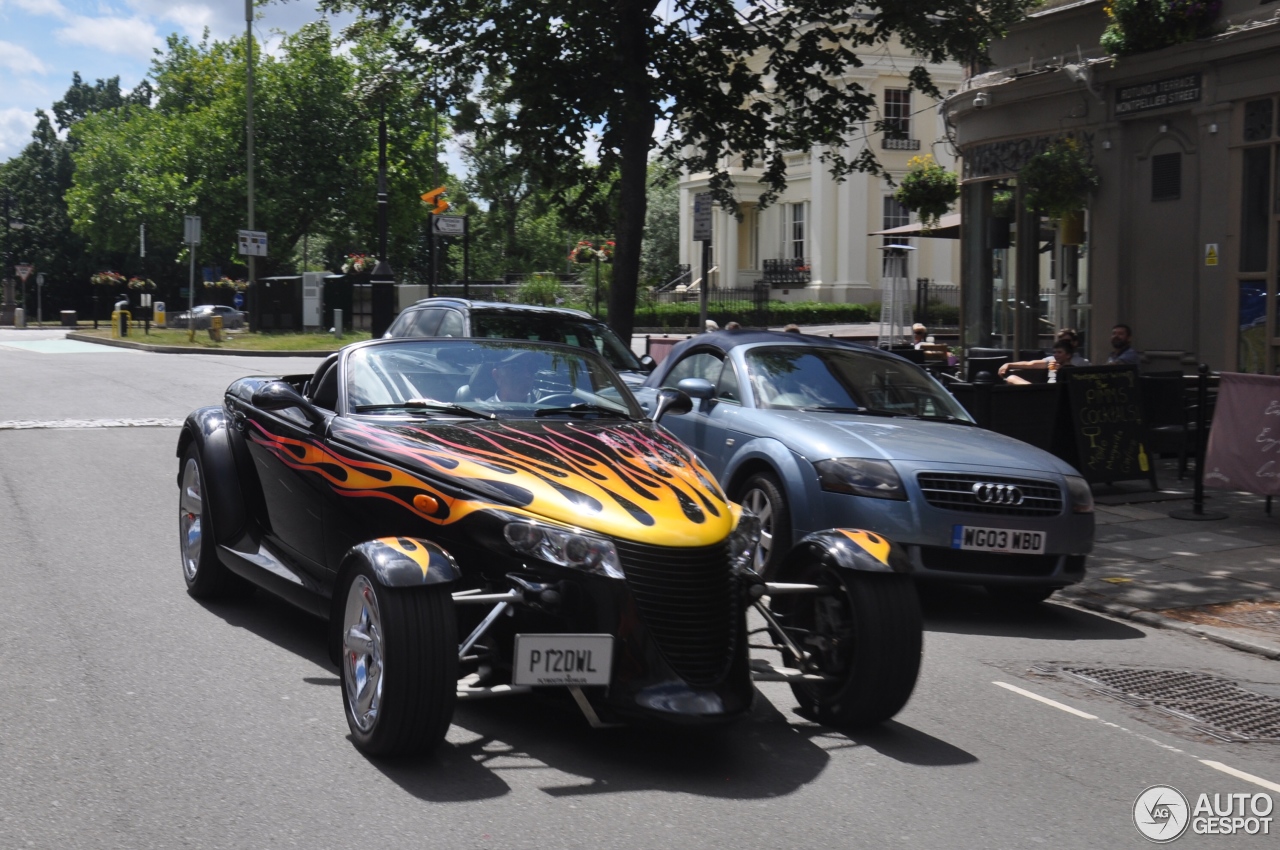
[0,418,184,430]
[1200,760,1280,794]
[993,681,1098,719]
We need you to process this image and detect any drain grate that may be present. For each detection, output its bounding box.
[1058,666,1280,742]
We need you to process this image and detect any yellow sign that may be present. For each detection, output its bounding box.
[1205,243,1218,266]
[420,186,448,215]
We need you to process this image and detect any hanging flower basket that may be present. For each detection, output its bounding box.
[205,277,248,291]
[894,155,959,231]
[598,240,615,263]
[127,277,156,290]
[342,253,376,274]
[1019,137,1099,222]
[90,271,126,286]
[570,240,597,264]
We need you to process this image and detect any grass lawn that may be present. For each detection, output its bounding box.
[75,327,374,351]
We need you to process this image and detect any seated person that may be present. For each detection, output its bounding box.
[998,339,1088,384]
[487,351,540,402]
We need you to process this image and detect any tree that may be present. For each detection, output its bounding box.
[318,0,1031,340]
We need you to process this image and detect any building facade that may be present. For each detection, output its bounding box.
[946,0,1280,370]
[678,43,963,307]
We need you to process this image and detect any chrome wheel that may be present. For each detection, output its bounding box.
[741,486,776,572]
[179,456,204,581]
[343,575,385,734]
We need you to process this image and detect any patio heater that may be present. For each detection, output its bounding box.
[877,244,916,348]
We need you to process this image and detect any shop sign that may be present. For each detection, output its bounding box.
[1115,73,1201,118]
[962,131,1094,181]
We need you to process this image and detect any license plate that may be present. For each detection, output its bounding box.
[951,525,1046,554]
[513,634,613,687]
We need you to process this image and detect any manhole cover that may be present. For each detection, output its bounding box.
[1057,666,1280,742]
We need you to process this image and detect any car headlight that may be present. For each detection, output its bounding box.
[504,520,623,578]
[1065,475,1094,514]
[729,508,762,570]
[815,458,907,500]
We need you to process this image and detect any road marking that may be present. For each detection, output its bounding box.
[0,418,184,430]
[1200,760,1280,794]
[993,681,1099,719]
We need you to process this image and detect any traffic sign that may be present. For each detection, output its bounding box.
[184,215,201,245]
[434,215,466,235]
[237,230,268,257]
[421,186,449,214]
[15,263,32,282]
[693,193,712,242]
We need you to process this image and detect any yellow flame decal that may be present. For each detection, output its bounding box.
[837,529,892,566]
[381,537,435,578]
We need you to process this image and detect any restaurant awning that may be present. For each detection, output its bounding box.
[869,212,961,239]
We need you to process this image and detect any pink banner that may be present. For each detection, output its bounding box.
[1203,372,1280,495]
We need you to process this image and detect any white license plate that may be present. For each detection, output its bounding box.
[951,525,1046,554]
[513,634,613,687]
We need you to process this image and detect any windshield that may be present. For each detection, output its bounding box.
[743,345,972,421]
[345,339,641,420]
[471,312,643,372]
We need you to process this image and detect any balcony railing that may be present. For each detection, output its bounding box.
[761,257,811,286]
[881,137,921,151]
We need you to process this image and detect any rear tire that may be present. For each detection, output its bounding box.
[986,585,1055,605]
[735,472,791,580]
[777,564,922,727]
[178,446,253,600]
[340,563,458,757]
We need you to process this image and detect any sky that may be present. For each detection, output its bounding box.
[0,0,354,162]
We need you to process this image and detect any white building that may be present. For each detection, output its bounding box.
[678,43,963,306]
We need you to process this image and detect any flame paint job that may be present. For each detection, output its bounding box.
[247,417,734,548]
[837,529,892,567]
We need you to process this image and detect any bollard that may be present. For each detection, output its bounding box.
[333,308,343,340]
[208,315,223,342]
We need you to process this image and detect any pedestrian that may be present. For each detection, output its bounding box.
[724,321,741,331]
[1107,323,1139,365]
[999,338,1087,384]
[705,319,720,332]
[912,323,928,348]
[783,323,801,333]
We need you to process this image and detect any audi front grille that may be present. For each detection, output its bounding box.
[614,539,736,687]
[916,472,1063,517]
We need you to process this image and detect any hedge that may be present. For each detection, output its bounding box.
[632,300,878,329]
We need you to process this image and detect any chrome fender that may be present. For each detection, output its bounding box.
[176,407,247,545]
[344,537,462,589]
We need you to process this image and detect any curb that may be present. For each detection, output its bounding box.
[1062,593,1280,661]
[66,332,337,357]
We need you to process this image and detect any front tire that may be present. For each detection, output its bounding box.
[340,564,458,757]
[178,446,253,599]
[736,472,791,579]
[776,564,922,727]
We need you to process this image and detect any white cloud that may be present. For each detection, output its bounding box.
[0,106,38,160]
[0,40,50,74]
[54,14,165,61]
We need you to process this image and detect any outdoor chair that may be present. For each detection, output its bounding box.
[1140,375,1196,479]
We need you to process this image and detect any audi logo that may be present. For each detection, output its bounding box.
[972,482,1024,505]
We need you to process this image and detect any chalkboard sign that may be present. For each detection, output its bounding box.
[1059,365,1155,486]
[1203,372,1280,495]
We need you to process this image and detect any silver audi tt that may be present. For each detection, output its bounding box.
[635,330,1095,604]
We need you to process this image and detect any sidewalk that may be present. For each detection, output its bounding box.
[1058,468,1280,660]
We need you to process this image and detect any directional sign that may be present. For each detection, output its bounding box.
[421,186,449,214]
[237,229,268,257]
[184,215,201,245]
[433,215,466,235]
[15,263,33,282]
[693,192,713,242]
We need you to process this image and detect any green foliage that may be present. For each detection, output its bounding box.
[894,155,959,230]
[1019,137,1099,221]
[632,301,877,329]
[640,164,681,288]
[321,0,1037,340]
[514,273,569,306]
[991,190,1013,219]
[1100,0,1222,57]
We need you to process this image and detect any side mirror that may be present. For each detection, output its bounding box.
[677,377,715,401]
[650,387,693,423]
[252,380,324,425]
[638,354,657,373]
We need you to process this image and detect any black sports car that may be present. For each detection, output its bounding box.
[178,337,922,756]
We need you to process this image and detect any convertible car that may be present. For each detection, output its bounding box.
[635,331,1095,603]
[177,337,922,756]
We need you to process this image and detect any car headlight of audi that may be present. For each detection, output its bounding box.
[504,520,624,578]
[1065,475,1094,514]
[728,508,762,570]
[815,458,907,500]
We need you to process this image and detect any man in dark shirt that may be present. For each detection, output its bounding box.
[1107,323,1139,365]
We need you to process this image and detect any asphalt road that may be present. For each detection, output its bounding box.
[2,329,1278,849]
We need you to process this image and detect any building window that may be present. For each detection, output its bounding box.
[1244,98,1274,143]
[881,196,911,275]
[1240,146,1272,273]
[881,88,920,151]
[787,202,807,259]
[1152,153,1182,201]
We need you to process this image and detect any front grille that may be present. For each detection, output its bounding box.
[614,539,735,686]
[917,472,1063,517]
[919,546,1060,576]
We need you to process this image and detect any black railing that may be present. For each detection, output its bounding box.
[761,258,811,287]
[654,264,692,293]
[881,138,921,151]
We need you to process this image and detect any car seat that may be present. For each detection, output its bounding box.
[307,353,340,410]
[454,361,497,402]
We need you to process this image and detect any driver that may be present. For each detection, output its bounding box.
[487,351,539,402]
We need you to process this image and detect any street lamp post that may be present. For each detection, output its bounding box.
[369,75,395,338]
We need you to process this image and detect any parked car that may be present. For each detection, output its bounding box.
[177,337,922,755]
[384,298,655,387]
[635,330,1095,603]
[167,304,246,330]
